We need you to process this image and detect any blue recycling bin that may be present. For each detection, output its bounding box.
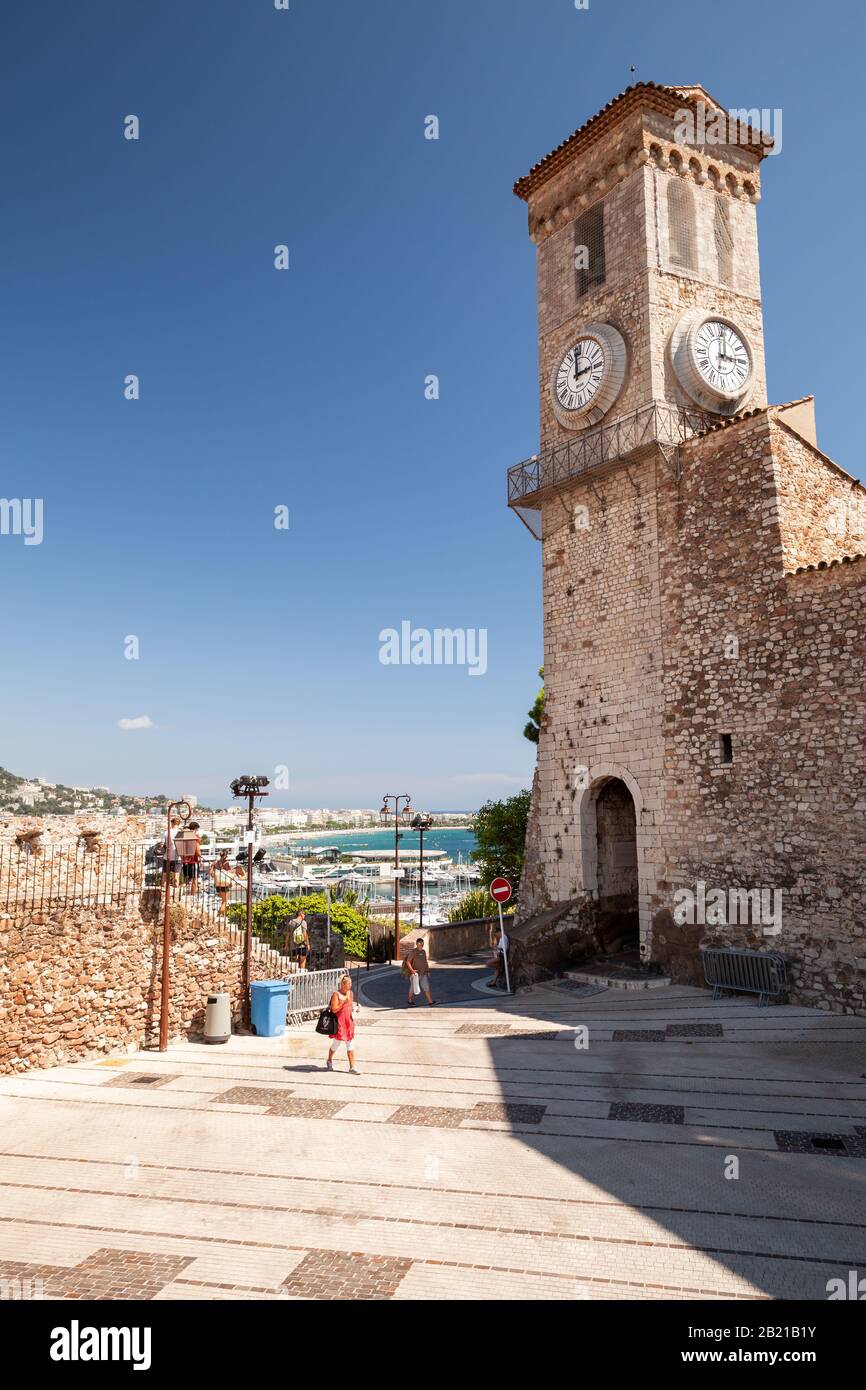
[250,979,290,1037]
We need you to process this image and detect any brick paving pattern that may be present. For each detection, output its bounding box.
[665,1024,724,1038]
[281,1249,412,1300]
[215,1087,293,1107]
[104,1072,180,1089]
[773,1130,866,1158]
[388,1105,466,1128]
[609,1102,686,1125]
[473,1101,547,1124]
[456,1024,513,1036]
[0,1249,192,1299]
[266,1098,344,1120]
[0,970,865,1301]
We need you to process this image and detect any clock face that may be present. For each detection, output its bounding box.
[670,310,755,414]
[692,319,751,396]
[555,336,607,414]
[550,323,627,428]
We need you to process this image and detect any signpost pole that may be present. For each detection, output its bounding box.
[498,900,512,995]
[490,877,513,995]
[326,885,332,966]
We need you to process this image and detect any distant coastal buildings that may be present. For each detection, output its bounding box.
[0,771,474,839]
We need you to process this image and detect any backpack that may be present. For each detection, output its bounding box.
[292,921,306,944]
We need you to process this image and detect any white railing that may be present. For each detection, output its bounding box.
[283,967,347,1024]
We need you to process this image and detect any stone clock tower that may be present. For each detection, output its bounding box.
[508,84,866,1015]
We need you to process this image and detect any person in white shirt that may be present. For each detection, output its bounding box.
[491,927,510,990]
[162,817,182,887]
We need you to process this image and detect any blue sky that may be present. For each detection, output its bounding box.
[1,0,863,809]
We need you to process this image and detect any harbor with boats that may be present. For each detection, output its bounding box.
[144,823,480,925]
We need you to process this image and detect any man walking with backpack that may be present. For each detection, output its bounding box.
[288,908,310,972]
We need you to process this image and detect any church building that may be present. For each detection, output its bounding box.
[509,83,866,1014]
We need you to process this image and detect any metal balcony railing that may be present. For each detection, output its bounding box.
[507,401,711,507]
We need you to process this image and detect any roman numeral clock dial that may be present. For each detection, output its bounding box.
[551,323,627,428]
[670,311,755,415]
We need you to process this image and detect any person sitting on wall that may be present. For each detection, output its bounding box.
[211,848,242,914]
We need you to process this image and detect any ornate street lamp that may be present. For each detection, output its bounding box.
[231,775,270,1028]
[380,794,413,962]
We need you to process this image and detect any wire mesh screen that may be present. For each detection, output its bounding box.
[667,178,698,273]
[714,194,734,286]
[573,202,605,301]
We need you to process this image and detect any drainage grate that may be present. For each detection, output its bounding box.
[104,1072,177,1089]
[612,1029,666,1042]
[773,1129,866,1157]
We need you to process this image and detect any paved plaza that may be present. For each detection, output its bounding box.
[1,960,865,1301]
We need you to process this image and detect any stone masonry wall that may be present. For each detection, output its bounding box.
[770,419,866,572]
[0,898,257,1075]
[654,413,866,1012]
[522,456,667,948]
[519,409,866,1014]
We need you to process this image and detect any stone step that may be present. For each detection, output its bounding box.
[564,968,672,992]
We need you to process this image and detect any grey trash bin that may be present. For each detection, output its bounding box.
[204,992,231,1044]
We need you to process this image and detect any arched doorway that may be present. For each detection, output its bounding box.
[593,778,639,954]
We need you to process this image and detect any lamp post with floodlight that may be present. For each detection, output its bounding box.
[230,775,270,1028]
[410,812,434,931]
[380,794,413,962]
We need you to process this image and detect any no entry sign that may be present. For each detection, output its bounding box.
[490,877,512,904]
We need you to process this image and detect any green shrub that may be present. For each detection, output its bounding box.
[228,892,369,959]
[447,888,514,923]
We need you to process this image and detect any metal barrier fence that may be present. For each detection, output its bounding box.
[701,947,788,1006]
[283,967,347,1025]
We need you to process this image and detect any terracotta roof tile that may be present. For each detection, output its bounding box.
[684,399,816,442]
[513,82,771,201]
[792,552,866,576]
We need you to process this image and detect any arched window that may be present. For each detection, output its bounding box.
[667,178,698,272]
[714,196,734,286]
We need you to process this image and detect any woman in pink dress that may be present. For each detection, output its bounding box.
[325,974,359,1074]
